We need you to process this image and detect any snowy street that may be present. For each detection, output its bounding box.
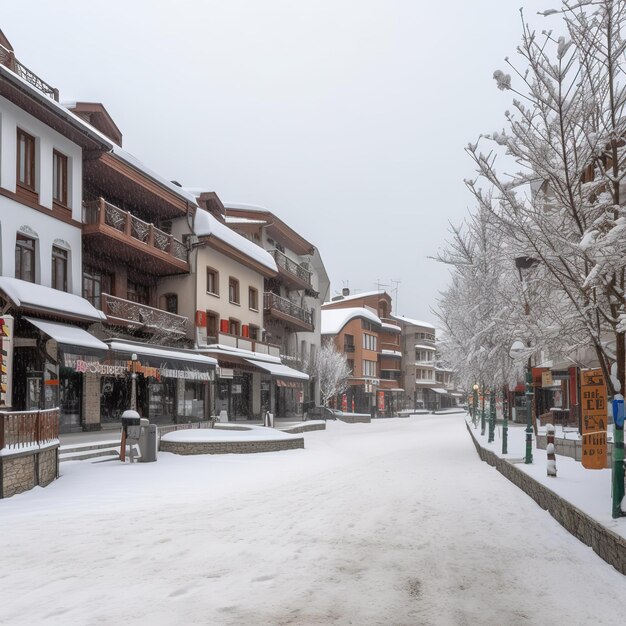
[1,414,624,625]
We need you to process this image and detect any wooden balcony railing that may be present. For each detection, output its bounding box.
[270,249,312,286]
[264,292,313,329]
[83,198,188,263]
[101,293,188,335]
[0,43,59,101]
[0,408,60,450]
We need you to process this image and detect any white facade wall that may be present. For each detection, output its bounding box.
[0,95,83,293]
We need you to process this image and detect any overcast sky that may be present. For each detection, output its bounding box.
[5,1,551,324]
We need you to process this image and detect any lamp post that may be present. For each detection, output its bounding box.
[480,382,486,436]
[502,387,508,455]
[472,383,479,428]
[130,353,138,412]
[488,388,496,443]
[510,340,533,463]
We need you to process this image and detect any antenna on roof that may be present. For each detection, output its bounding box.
[390,279,401,312]
[375,279,389,292]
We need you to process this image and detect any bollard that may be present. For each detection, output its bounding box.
[546,423,557,477]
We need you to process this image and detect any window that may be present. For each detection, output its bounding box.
[363,333,377,351]
[17,129,36,191]
[51,246,68,291]
[206,311,218,341]
[164,294,178,314]
[229,277,240,304]
[248,287,258,310]
[127,281,150,305]
[344,334,355,352]
[249,324,260,341]
[229,318,240,335]
[15,234,35,283]
[363,360,377,377]
[83,268,112,309]
[206,267,219,295]
[362,320,378,332]
[52,150,68,206]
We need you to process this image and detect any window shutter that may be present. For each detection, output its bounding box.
[220,319,229,333]
[242,325,249,338]
[195,310,206,327]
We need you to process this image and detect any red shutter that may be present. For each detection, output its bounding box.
[195,310,207,327]
[242,325,249,338]
[220,319,229,333]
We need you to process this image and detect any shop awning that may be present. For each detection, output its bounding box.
[243,359,309,381]
[429,387,448,395]
[0,277,106,322]
[25,317,108,352]
[108,341,217,368]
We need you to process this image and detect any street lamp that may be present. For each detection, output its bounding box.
[480,382,486,436]
[472,383,479,428]
[510,339,533,463]
[488,388,496,443]
[130,353,138,412]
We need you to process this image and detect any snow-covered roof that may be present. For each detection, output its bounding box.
[243,359,309,381]
[203,344,281,364]
[0,65,197,207]
[25,317,108,351]
[223,202,273,213]
[193,209,277,274]
[392,314,436,330]
[324,290,387,305]
[224,216,267,225]
[0,277,106,322]
[415,344,436,351]
[381,322,401,333]
[321,307,382,335]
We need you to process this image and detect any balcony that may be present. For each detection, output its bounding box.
[101,293,188,336]
[83,198,189,275]
[214,332,281,358]
[381,341,401,352]
[0,43,59,101]
[344,343,355,353]
[264,292,314,332]
[269,249,316,293]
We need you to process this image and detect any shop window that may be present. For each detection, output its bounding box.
[83,268,112,309]
[229,277,240,304]
[127,280,150,305]
[52,150,68,206]
[249,286,258,310]
[17,128,36,191]
[51,246,68,292]
[229,318,240,335]
[15,234,36,283]
[206,267,219,295]
[207,311,219,341]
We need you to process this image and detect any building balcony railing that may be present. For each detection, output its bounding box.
[380,318,401,330]
[269,248,316,293]
[415,337,436,347]
[0,408,59,449]
[263,292,314,332]
[214,332,281,358]
[344,344,356,353]
[101,293,188,336]
[83,198,189,274]
[381,341,400,352]
[0,43,59,101]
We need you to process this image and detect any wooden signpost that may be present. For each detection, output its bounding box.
[580,369,608,470]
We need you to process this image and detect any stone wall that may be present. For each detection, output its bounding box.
[466,423,626,575]
[282,422,326,434]
[339,414,371,424]
[1,444,59,498]
[536,433,612,468]
[160,437,304,455]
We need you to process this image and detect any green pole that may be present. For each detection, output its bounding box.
[612,428,624,518]
[488,389,496,443]
[502,388,508,455]
[480,382,486,436]
[473,385,479,429]
[525,363,533,464]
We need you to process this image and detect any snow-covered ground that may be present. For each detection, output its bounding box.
[467,414,626,539]
[1,414,624,625]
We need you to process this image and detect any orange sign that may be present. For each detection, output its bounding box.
[580,369,608,469]
[377,391,385,411]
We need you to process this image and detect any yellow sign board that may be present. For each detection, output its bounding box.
[580,369,607,470]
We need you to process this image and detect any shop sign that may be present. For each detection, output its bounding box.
[377,391,385,411]
[341,393,347,412]
[541,371,553,387]
[0,315,13,408]
[580,368,608,470]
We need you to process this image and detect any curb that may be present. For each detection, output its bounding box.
[465,421,626,575]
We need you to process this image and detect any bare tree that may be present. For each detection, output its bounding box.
[311,342,351,407]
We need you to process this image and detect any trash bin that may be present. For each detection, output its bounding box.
[138,418,158,463]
